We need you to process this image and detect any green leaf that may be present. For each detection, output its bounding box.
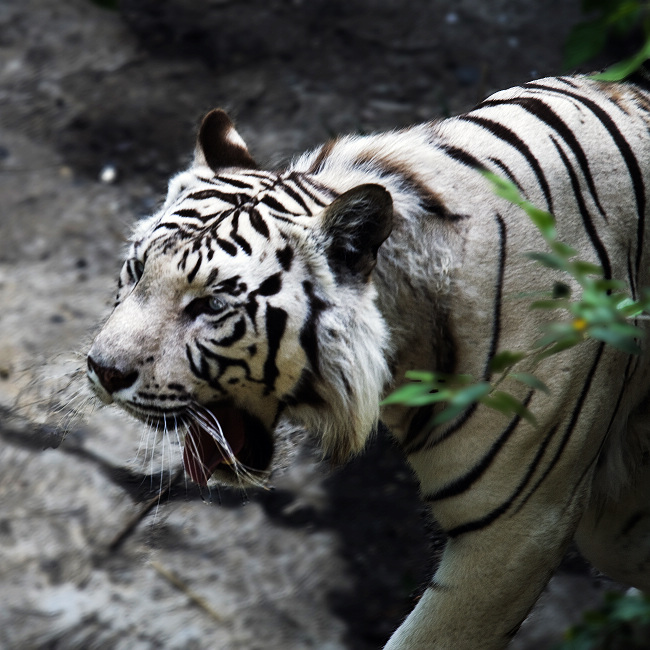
[525,206,557,239]
[611,593,650,622]
[564,19,609,68]
[426,382,494,426]
[404,370,437,382]
[525,251,567,270]
[489,350,526,372]
[432,402,470,426]
[404,370,475,387]
[449,382,492,407]
[510,372,550,393]
[481,391,538,425]
[589,326,642,354]
[592,278,627,293]
[381,383,434,405]
[481,171,523,205]
[604,321,645,338]
[550,241,578,259]
[533,337,583,362]
[399,392,454,406]
[590,39,650,81]
[619,299,649,318]
[570,260,605,277]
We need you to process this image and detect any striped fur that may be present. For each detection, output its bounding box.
[88,70,650,648]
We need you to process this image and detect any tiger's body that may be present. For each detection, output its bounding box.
[88,71,650,648]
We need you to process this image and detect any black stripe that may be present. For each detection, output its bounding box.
[447,424,560,537]
[487,157,525,195]
[215,275,245,296]
[186,343,211,383]
[406,213,507,454]
[211,317,246,347]
[307,140,337,175]
[154,221,182,232]
[556,77,580,89]
[245,295,258,326]
[294,174,333,206]
[524,82,646,281]
[125,260,138,284]
[550,136,612,280]
[355,152,469,221]
[177,248,189,271]
[438,143,485,170]
[188,189,241,204]
[280,181,312,213]
[484,213,507,378]
[276,245,294,271]
[174,209,202,219]
[216,238,237,256]
[300,281,328,376]
[205,267,219,287]
[424,392,533,502]
[258,273,282,296]
[205,310,238,329]
[262,194,298,215]
[515,342,606,513]
[231,232,252,256]
[263,306,288,394]
[284,369,325,406]
[458,115,554,212]
[230,213,252,255]
[249,208,270,238]
[186,253,202,284]
[215,176,256,190]
[477,98,606,218]
[196,341,252,381]
[403,404,435,448]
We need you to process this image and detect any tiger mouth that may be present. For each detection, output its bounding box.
[182,402,274,486]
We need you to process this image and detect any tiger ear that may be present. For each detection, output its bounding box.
[320,184,393,280]
[194,109,258,172]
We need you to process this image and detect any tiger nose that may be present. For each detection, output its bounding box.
[87,355,138,394]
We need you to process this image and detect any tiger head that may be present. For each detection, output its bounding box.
[87,110,393,486]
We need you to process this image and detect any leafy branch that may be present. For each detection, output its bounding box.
[382,173,650,426]
[556,590,650,649]
[565,0,650,81]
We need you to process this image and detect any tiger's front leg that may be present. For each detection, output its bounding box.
[384,451,593,649]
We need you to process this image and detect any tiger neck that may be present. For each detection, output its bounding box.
[297,129,461,444]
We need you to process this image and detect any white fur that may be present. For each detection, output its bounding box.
[89,72,650,648]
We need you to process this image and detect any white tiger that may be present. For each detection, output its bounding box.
[87,69,650,648]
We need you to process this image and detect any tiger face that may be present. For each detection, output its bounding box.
[87,110,393,486]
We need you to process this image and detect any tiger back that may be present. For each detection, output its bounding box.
[87,70,650,649]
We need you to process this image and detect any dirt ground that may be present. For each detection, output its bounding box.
[0,1,623,648]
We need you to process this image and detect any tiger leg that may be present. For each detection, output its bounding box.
[384,490,588,650]
[576,459,650,591]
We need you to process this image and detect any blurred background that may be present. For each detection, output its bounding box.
[0,1,639,648]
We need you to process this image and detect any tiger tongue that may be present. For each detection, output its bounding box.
[183,406,246,486]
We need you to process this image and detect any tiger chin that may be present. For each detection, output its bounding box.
[88,69,650,649]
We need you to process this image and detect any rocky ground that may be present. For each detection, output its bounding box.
[0,1,623,648]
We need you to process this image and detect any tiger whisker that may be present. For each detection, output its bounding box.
[184,404,265,489]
